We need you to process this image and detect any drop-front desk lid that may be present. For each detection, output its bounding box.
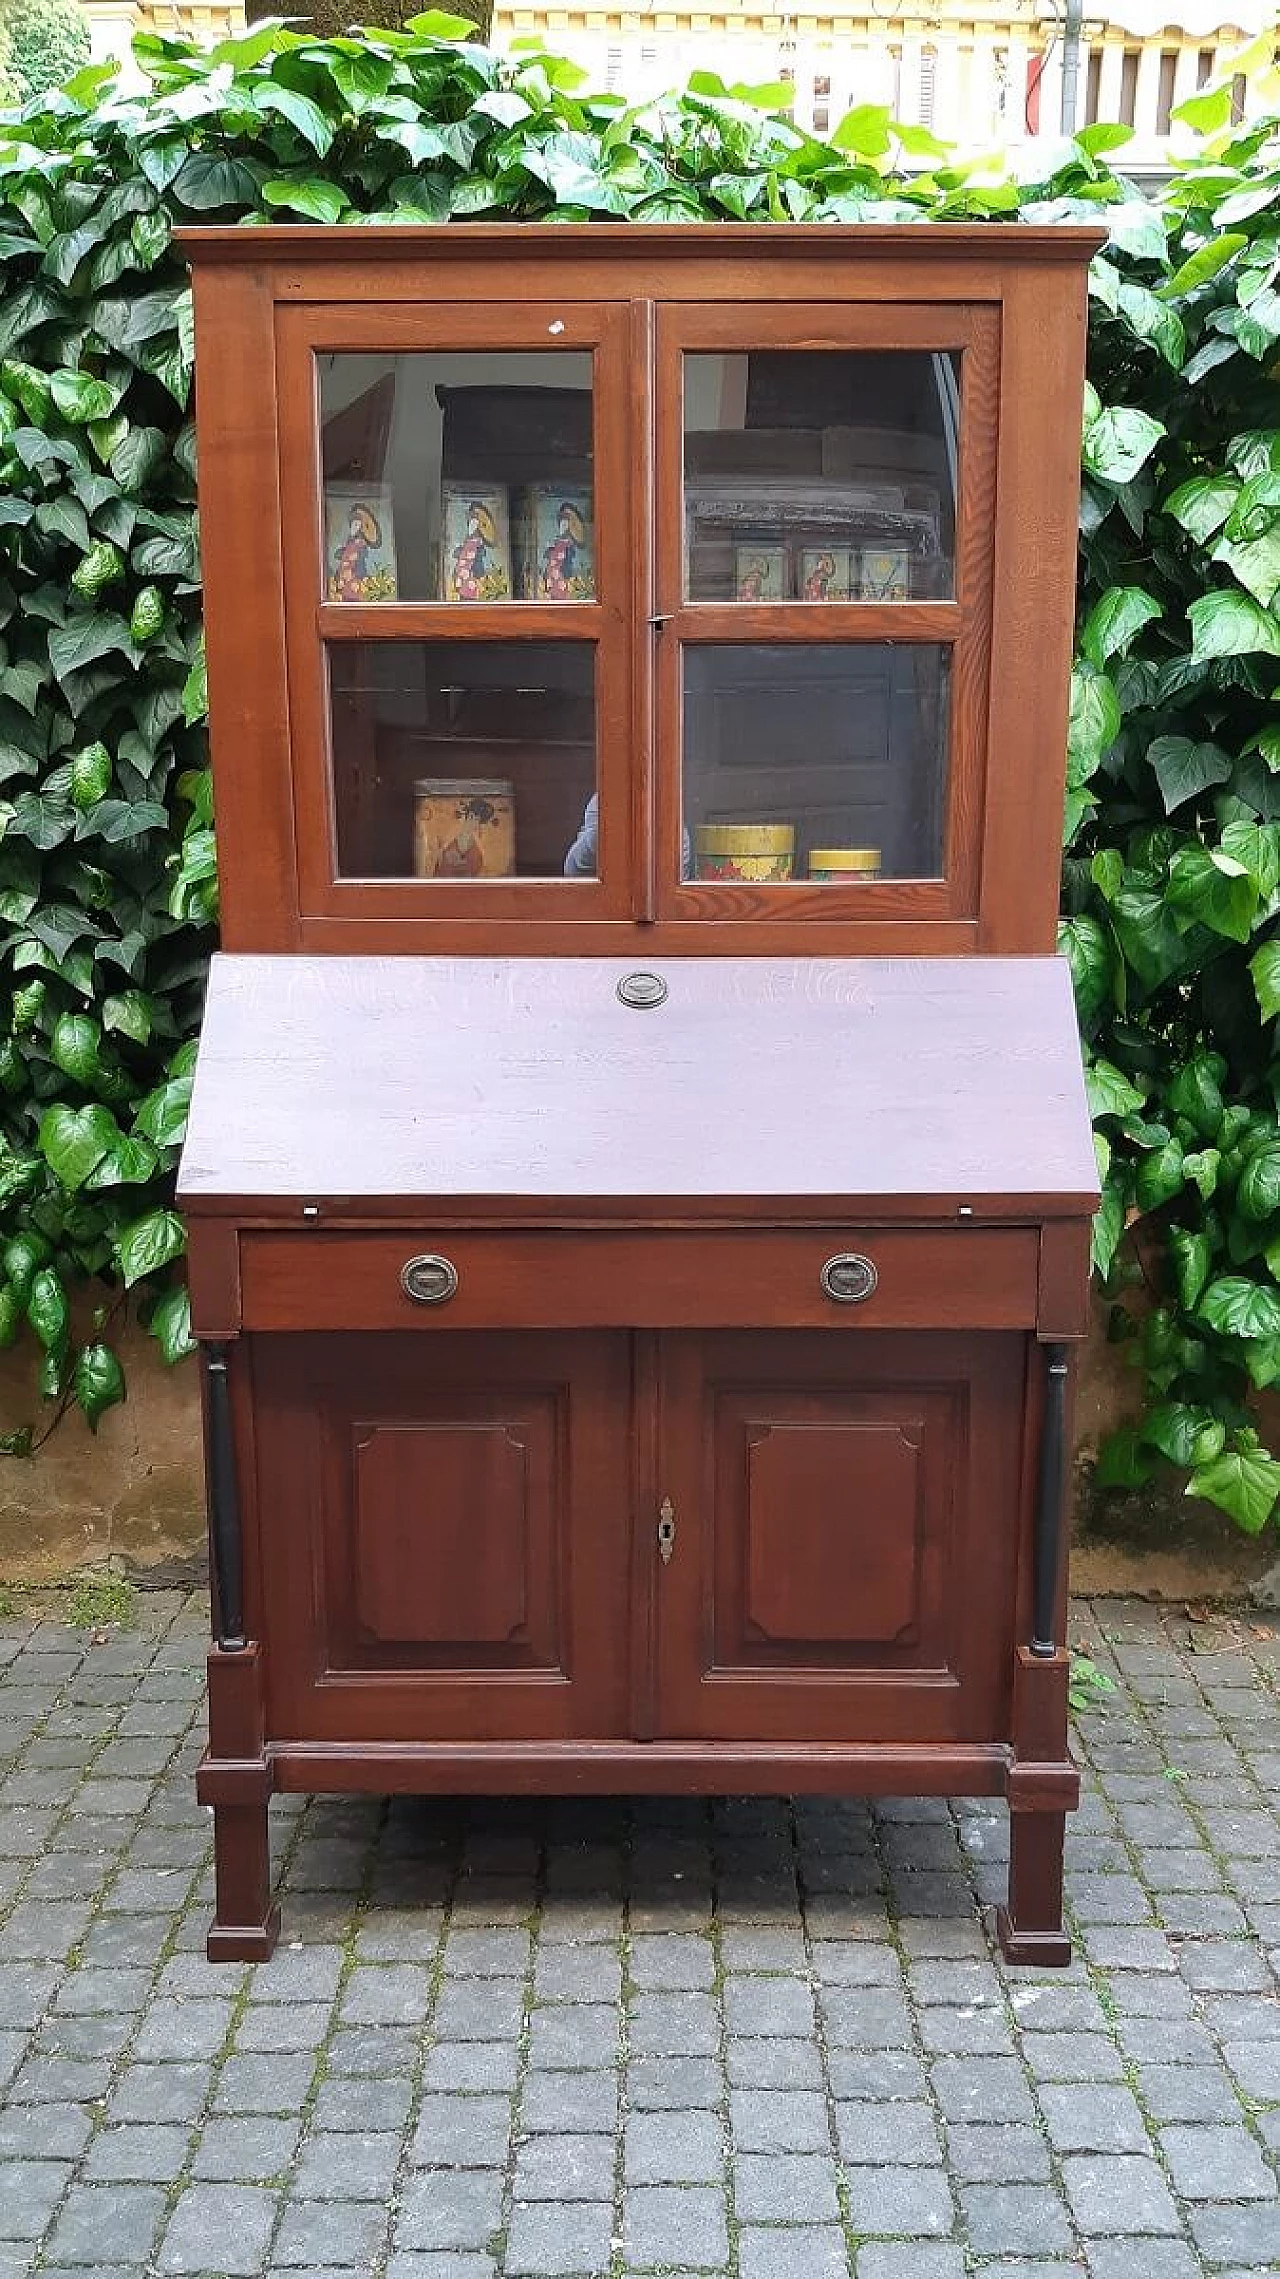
[178,954,1099,1221]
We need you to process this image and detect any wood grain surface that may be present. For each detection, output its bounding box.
[178,953,1098,1210]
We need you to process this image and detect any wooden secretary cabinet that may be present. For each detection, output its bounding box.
[179,222,1100,1963]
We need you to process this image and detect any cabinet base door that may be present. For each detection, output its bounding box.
[655,1330,1025,1743]
[252,1332,632,1743]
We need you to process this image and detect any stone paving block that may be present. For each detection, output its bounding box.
[835,2102,941,2165]
[731,2090,831,2154]
[412,2092,514,2168]
[396,2167,505,2251]
[844,2165,955,2238]
[107,2060,214,2124]
[930,2055,1036,2124]
[387,2258,496,2279]
[273,2196,391,2267]
[942,2123,1050,2183]
[192,2114,302,2182]
[1059,2154,1182,2235]
[421,2039,520,2093]
[628,1933,715,1990]
[622,2184,728,2266]
[957,2184,1074,2256]
[628,1991,719,2058]
[740,2229,849,2278]
[1037,2083,1148,2154]
[293,2129,402,2201]
[1157,2122,1276,2199]
[628,2053,723,2107]
[856,2250,965,2279]
[514,2132,618,2199]
[1185,2201,1280,2263]
[504,2199,615,2274]
[626,2107,724,2182]
[159,2182,281,2274]
[528,2004,621,2069]
[45,2183,169,2267]
[1084,2242,1204,2279]
[0,2158,74,2238]
[522,2071,618,2133]
[84,2123,191,2182]
[728,2038,825,2091]
[723,1976,815,2037]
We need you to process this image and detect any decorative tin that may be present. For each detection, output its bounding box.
[859,545,912,601]
[733,545,789,603]
[440,486,511,602]
[808,848,882,882]
[325,486,398,602]
[413,778,516,880]
[694,823,795,883]
[513,486,596,600]
[799,548,856,602]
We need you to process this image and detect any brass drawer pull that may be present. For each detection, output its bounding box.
[400,1254,458,1306]
[821,1253,878,1305]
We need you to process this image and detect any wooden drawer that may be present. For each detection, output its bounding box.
[237,1227,1040,1332]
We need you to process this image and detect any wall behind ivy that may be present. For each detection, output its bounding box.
[1,16,1279,1532]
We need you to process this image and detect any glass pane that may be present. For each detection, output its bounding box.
[319,352,594,603]
[328,642,597,881]
[684,352,957,601]
[682,645,949,883]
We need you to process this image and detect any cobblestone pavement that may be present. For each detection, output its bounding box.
[1,1592,1279,2279]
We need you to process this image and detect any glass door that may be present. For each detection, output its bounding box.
[654,304,998,924]
[275,301,635,924]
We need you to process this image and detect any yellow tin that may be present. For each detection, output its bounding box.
[414,778,515,881]
[808,847,882,881]
[694,823,795,883]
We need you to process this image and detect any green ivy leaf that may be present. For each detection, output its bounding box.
[1145,1401,1222,1467]
[1198,1276,1280,1340]
[72,1342,126,1430]
[1167,1053,1226,1141]
[38,1103,121,1192]
[1188,1441,1280,1533]
[1067,661,1121,779]
[1188,590,1280,662]
[1167,843,1260,944]
[1237,1142,1280,1223]
[1146,735,1233,814]
[1086,1059,1147,1119]
[114,1207,186,1287]
[49,370,126,426]
[1163,474,1240,543]
[1168,1228,1212,1310]
[261,177,348,223]
[1079,585,1162,670]
[27,1265,69,1355]
[1082,404,1165,487]
[1134,1139,1185,1213]
[1060,914,1112,1022]
[1251,940,1280,1020]
[149,1282,196,1364]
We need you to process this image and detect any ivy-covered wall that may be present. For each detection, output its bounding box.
[1,17,1279,1536]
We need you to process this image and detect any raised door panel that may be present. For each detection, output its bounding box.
[351,1420,550,1657]
[252,1331,631,1743]
[655,1330,1025,1743]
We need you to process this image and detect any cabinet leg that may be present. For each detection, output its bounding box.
[208,1800,280,1963]
[997,1807,1071,1967]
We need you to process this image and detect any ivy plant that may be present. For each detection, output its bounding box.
[0,20,1278,1530]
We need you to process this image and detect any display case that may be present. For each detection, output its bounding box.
[179,223,1100,1963]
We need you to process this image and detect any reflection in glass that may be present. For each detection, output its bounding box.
[318,353,594,602]
[684,351,958,601]
[682,645,949,883]
[327,642,596,881]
